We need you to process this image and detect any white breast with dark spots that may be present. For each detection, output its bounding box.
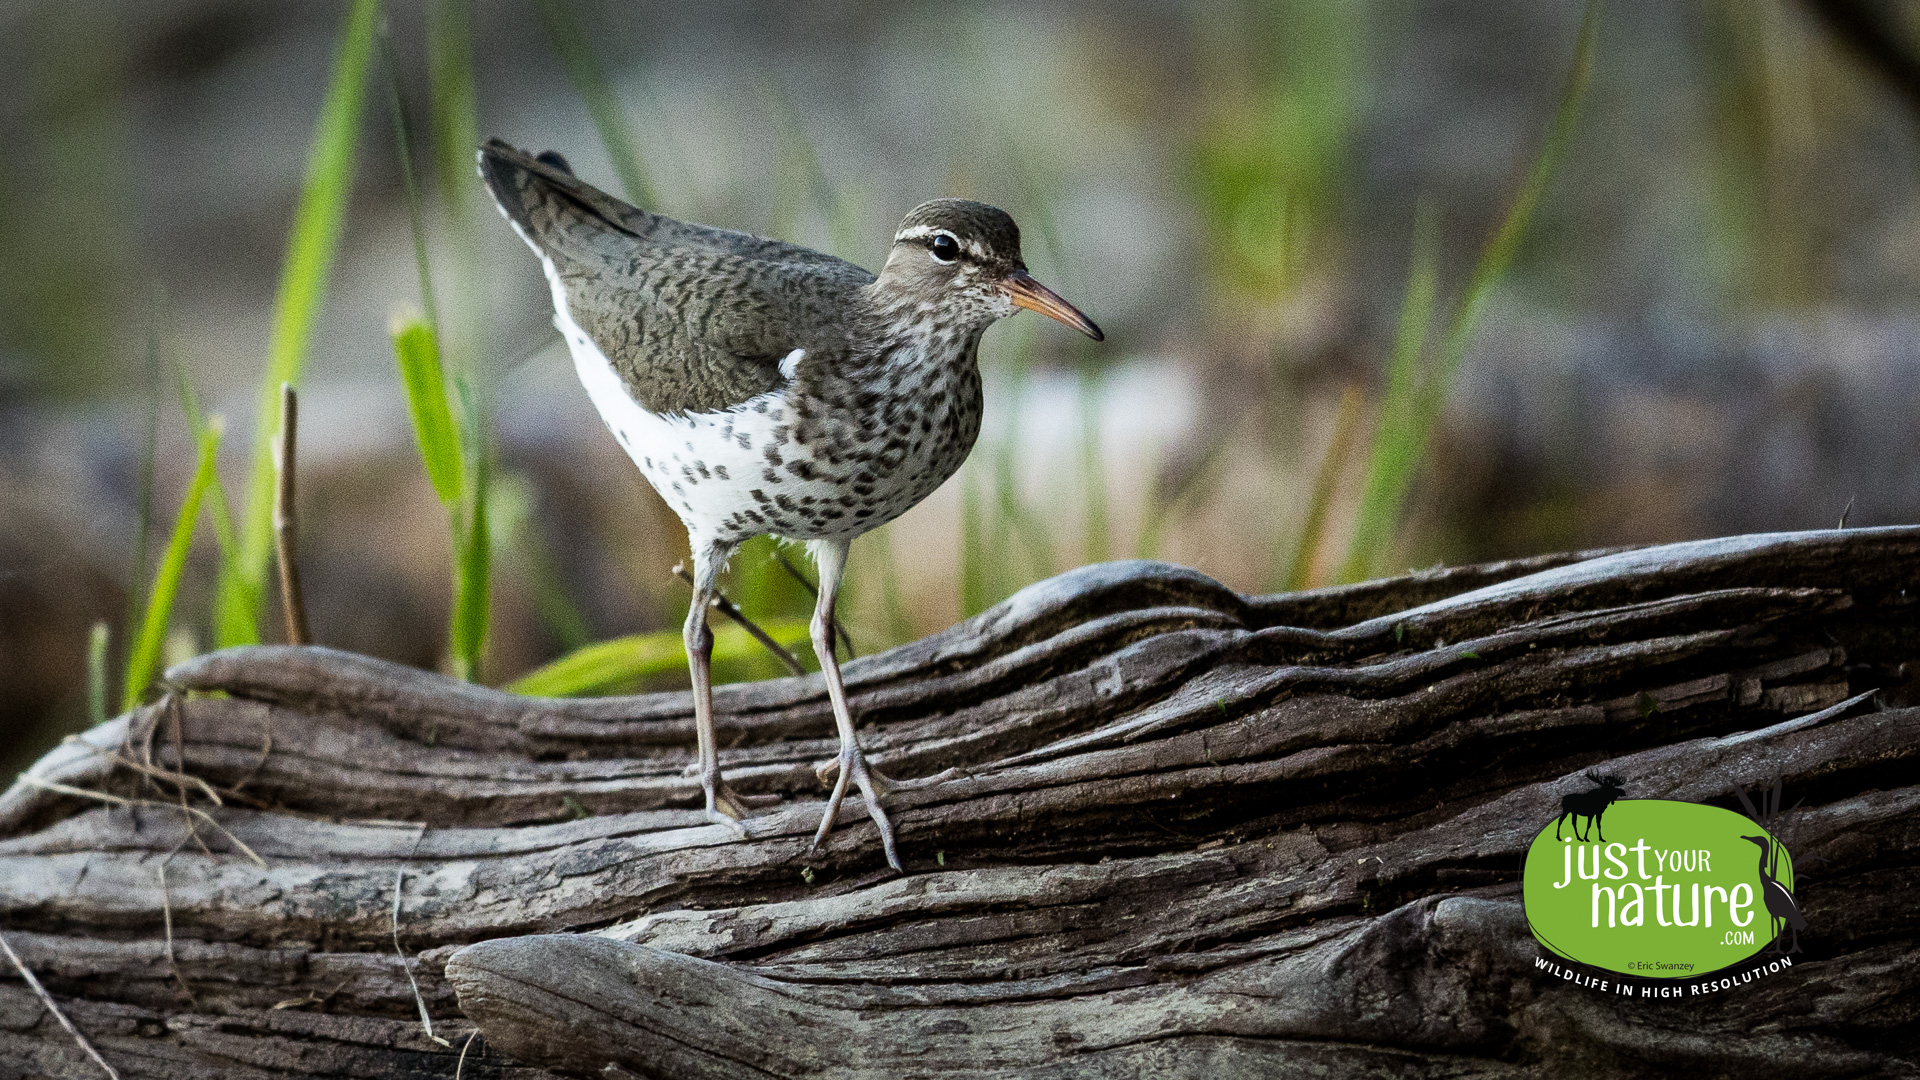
[551,260,983,545]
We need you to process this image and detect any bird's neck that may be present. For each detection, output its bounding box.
[849,286,991,382]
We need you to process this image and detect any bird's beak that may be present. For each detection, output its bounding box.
[1000,269,1104,341]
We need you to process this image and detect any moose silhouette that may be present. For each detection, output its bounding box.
[1554,770,1626,842]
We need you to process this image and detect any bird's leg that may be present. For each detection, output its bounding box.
[682,539,769,830]
[803,539,904,871]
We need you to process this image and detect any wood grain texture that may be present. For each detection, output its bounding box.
[3,528,1918,1078]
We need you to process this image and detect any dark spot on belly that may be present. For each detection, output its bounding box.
[714,465,729,480]
[787,460,816,481]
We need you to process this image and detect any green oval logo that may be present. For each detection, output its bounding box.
[1523,798,1798,978]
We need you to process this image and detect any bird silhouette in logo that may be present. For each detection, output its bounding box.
[1742,834,1806,955]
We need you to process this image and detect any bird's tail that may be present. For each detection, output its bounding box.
[476,138,652,264]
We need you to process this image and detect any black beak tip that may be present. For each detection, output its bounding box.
[1083,321,1105,342]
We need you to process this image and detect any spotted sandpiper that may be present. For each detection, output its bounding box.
[479,138,1102,869]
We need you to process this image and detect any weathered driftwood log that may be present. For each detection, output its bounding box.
[2,528,1918,1079]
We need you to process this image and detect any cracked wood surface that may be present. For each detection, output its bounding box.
[2,528,1918,1078]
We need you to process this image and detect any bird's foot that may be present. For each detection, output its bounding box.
[704,807,748,839]
[691,767,780,836]
[813,756,970,794]
[809,746,912,871]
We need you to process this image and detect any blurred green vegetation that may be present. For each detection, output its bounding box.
[1192,0,1364,307]
[1342,1,1597,584]
[6,0,1920,762]
[212,0,381,649]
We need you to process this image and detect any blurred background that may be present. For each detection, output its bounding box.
[6,0,1920,777]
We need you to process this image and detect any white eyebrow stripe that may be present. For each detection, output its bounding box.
[892,226,993,262]
[779,347,806,379]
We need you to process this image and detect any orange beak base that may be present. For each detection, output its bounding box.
[1001,270,1103,341]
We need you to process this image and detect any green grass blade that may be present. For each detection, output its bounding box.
[425,0,486,396]
[959,464,989,618]
[448,429,491,682]
[993,441,1055,586]
[534,0,655,207]
[173,363,244,604]
[506,629,684,697]
[1284,384,1366,591]
[1133,420,1236,564]
[487,471,593,651]
[390,314,464,508]
[1078,372,1110,566]
[1339,0,1595,583]
[426,0,478,221]
[214,0,379,647]
[764,81,867,259]
[516,536,595,653]
[1132,438,1163,561]
[125,421,223,710]
[86,622,109,727]
[1421,1,1598,425]
[123,317,161,670]
[382,28,441,333]
[1338,206,1438,583]
[506,620,809,698]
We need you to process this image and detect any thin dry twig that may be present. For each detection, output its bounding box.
[127,700,164,798]
[671,561,807,676]
[62,740,226,807]
[0,931,122,1080]
[167,696,215,859]
[273,382,312,646]
[91,698,276,806]
[16,777,267,868]
[455,1029,481,1080]
[270,979,348,1011]
[391,868,452,1047]
[156,862,197,1007]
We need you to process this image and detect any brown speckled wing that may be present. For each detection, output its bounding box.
[480,139,875,415]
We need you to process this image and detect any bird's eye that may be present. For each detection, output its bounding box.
[929,233,960,263]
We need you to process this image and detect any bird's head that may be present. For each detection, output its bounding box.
[1741,835,1770,850]
[876,199,1103,341]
